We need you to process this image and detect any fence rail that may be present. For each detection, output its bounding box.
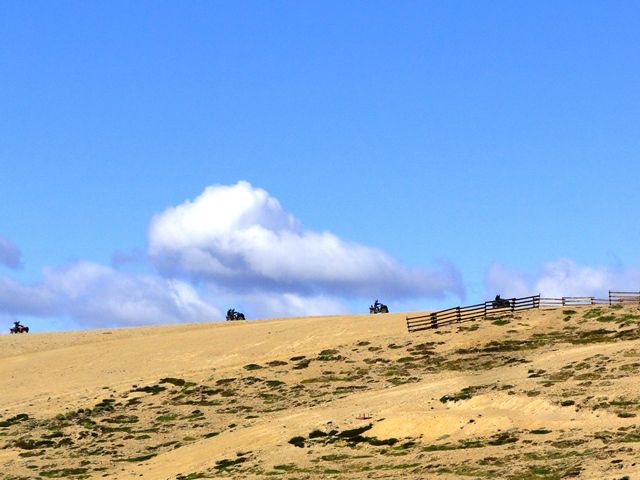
[406,295,540,333]
[406,290,640,333]
[538,296,610,306]
[609,291,640,304]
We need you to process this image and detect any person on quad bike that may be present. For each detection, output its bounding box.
[13,320,21,330]
[492,295,511,308]
[374,299,380,309]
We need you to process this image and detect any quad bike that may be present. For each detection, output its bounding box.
[9,323,29,334]
[369,300,389,314]
[226,309,246,321]
[491,295,512,309]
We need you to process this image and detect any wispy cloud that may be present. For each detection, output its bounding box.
[0,235,21,269]
[484,263,533,298]
[0,261,219,327]
[485,258,640,299]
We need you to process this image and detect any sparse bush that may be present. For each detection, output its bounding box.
[440,386,479,403]
[265,380,285,388]
[132,385,166,395]
[337,424,373,438]
[583,308,603,319]
[487,432,518,445]
[267,360,288,367]
[288,436,306,448]
[14,436,57,450]
[243,364,263,371]
[319,349,338,356]
[492,319,510,326]
[160,377,186,386]
[39,468,88,477]
[293,359,311,369]
[0,413,29,428]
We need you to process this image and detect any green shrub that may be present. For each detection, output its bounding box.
[0,413,29,428]
[583,308,603,319]
[118,453,158,462]
[39,468,88,477]
[267,360,288,367]
[293,359,311,369]
[487,432,518,445]
[243,364,263,371]
[288,436,306,448]
[492,319,510,326]
[337,424,373,438]
[265,380,285,388]
[13,438,56,450]
[132,385,166,395]
[440,386,478,403]
[160,377,186,386]
[319,349,338,356]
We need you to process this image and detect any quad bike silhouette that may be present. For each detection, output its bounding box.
[369,299,389,314]
[9,322,29,334]
[492,295,512,309]
[226,308,246,321]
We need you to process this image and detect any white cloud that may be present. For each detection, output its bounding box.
[0,261,220,327]
[484,263,532,298]
[534,259,640,298]
[485,258,640,299]
[230,291,349,319]
[0,235,21,269]
[149,181,464,299]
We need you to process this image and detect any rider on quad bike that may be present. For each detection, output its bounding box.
[369,299,389,314]
[9,321,29,334]
[492,295,511,308]
[226,308,246,321]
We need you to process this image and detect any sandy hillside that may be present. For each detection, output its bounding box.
[1,306,639,479]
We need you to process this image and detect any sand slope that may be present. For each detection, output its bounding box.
[1,306,639,479]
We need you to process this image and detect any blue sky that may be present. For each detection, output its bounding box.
[2,1,640,331]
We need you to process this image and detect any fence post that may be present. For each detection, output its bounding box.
[511,298,515,312]
[484,302,487,318]
[456,306,461,323]
[609,290,611,305]
[430,313,437,329]
[562,297,565,306]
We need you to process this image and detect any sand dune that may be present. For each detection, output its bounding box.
[1,306,639,479]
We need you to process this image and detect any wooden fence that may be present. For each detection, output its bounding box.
[609,291,640,304]
[539,296,606,307]
[406,295,540,333]
[406,290,640,333]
